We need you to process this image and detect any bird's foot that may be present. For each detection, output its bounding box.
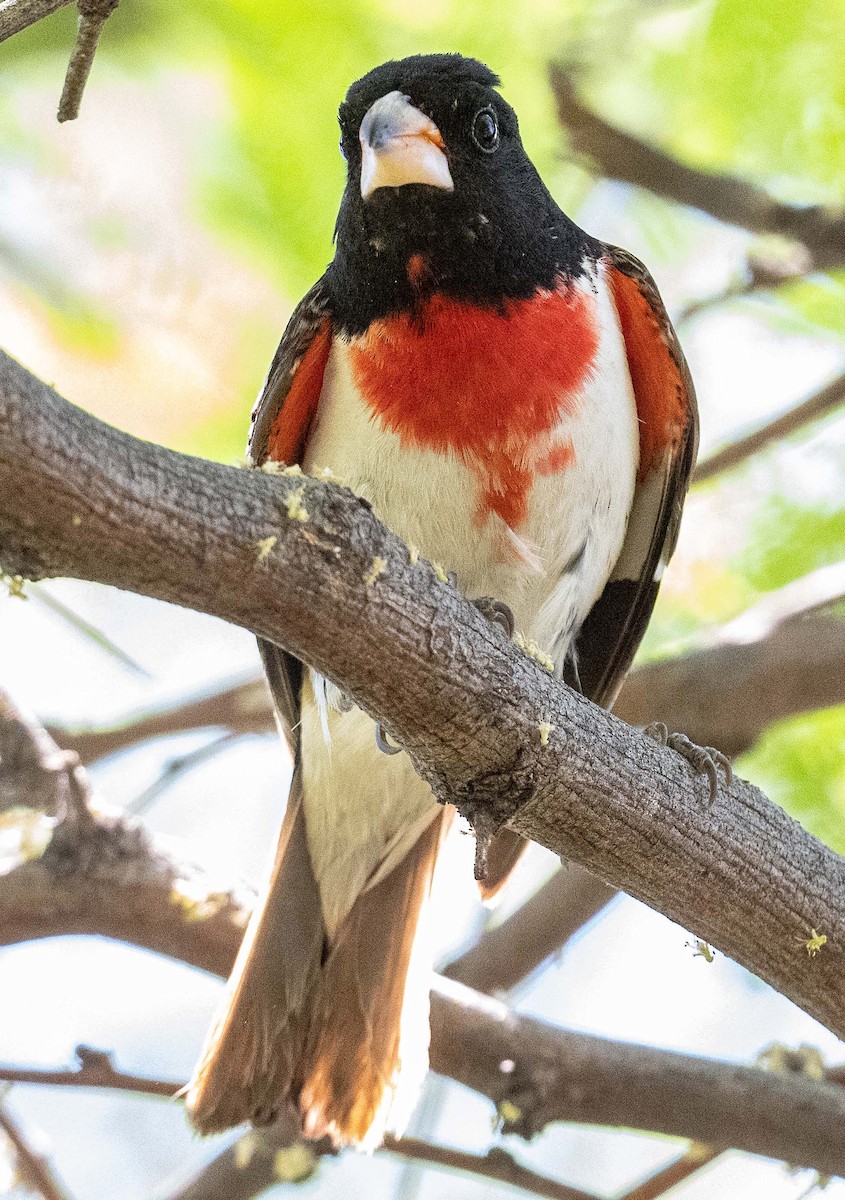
[643,722,733,804]
[375,722,402,756]
[374,590,515,756]
[473,596,515,638]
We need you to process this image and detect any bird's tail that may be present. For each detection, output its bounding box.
[186,775,450,1149]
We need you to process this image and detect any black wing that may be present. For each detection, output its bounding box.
[248,276,333,750]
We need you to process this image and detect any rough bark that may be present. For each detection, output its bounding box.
[3,691,845,1174]
[2,350,845,1042]
[0,0,72,41]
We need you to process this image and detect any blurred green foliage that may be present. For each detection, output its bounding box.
[744,492,845,593]
[742,705,845,855]
[4,0,845,289]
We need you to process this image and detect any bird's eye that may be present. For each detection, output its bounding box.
[471,107,499,153]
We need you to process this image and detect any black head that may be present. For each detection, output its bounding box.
[328,54,595,335]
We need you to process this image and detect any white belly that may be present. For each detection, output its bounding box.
[300,264,639,935]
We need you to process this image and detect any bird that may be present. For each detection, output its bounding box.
[186,52,698,1151]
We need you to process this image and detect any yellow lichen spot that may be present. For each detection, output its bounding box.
[3,574,27,600]
[432,561,449,584]
[538,720,554,747]
[170,881,229,923]
[498,1099,522,1125]
[514,631,554,672]
[232,455,254,469]
[0,808,52,870]
[684,1142,715,1165]
[260,460,286,475]
[687,939,715,963]
[408,544,420,565]
[255,535,277,563]
[805,929,827,957]
[364,556,387,587]
[72,514,82,527]
[273,1144,317,1183]
[235,1132,262,1169]
[757,1042,826,1081]
[281,464,303,477]
[285,486,309,522]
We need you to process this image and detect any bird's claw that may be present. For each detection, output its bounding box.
[473,596,515,638]
[375,721,402,755]
[644,721,733,804]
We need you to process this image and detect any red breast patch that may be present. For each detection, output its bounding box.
[348,283,598,527]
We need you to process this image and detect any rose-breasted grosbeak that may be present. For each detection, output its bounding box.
[187,53,698,1150]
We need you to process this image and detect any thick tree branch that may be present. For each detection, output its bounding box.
[4,699,845,1174]
[2,350,845,1042]
[47,572,845,774]
[550,68,845,272]
[693,371,845,484]
[0,1060,598,1200]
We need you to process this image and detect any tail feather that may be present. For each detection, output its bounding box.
[186,765,325,1133]
[300,805,452,1147]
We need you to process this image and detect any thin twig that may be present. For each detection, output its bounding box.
[33,585,151,678]
[693,370,845,484]
[124,731,245,816]
[445,863,615,994]
[618,1144,722,1200]
[48,674,272,764]
[57,0,118,122]
[676,244,816,324]
[382,1135,599,1200]
[0,1046,181,1099]
[0,0,72,41]
[0,1102,75,1200]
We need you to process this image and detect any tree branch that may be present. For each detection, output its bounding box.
[445,863,615,993]
[0,1047,180,1099]
[693,372,845,484]
[47,560,845,771]
[0,0,72,41]
[615,610,845,759]
[2,351,845,1041]
[550,68,845,272]
[619,1145,722,1200]
[381,1135,598,1200]
[56,0,118,122]
[4,699,845,1175]
[48,675,274,764]
[0,1101,75,1200]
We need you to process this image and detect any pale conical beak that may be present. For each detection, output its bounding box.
[359,91,454,199]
